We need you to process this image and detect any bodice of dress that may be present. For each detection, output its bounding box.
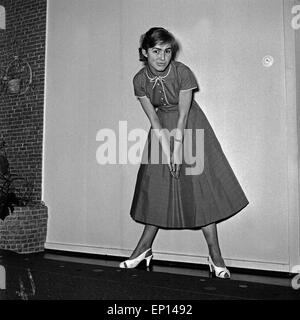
[145,63,180,108]
[133,61,198,109]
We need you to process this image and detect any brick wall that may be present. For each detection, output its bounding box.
[0,204,48,253]
[0,0,47,203]
[0,1,48,253]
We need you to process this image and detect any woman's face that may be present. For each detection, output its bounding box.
[142,42,172,74]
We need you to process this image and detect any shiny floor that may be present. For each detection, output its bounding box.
[0,249,298,300]
[44,252,292,287]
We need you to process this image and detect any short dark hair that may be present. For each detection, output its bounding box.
[138,27,179,62]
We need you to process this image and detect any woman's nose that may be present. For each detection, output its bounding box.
[159,51,165,60]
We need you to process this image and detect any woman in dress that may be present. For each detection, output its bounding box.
[119,27,249,278]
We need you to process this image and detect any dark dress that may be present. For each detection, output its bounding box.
[129,60,249,229]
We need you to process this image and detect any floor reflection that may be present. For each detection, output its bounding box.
[0,250,297,300]
[0,263,37,300]
[15,268,36,300]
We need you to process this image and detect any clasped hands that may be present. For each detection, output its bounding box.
[168,149,182,179]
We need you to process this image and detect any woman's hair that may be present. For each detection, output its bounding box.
[138,27,179,62]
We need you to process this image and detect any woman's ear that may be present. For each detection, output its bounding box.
[142,49,148,58]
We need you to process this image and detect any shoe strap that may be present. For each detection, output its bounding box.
[216,269,230,278]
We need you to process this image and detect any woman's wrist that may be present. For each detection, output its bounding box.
[174,138,183,143]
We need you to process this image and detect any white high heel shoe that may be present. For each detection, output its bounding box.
[119,248,153,268]
[208,255,230,279]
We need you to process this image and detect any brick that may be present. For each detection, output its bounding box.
[0,0,46,204]
[0,0,47,254]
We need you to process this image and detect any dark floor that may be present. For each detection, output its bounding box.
[0,249,299,302]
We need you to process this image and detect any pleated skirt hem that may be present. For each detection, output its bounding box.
[130,199,249,229]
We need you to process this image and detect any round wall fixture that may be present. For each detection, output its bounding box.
[0,55,33,95]
[262,55,274,67]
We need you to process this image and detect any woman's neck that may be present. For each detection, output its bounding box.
[146,62,172,77]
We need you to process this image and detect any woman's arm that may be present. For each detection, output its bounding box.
[174,89,193,148]
[173,89,193,177]
[137,96,172,166]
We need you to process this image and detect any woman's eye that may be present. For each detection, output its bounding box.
[166,50,172,55]
[152,50,159,54]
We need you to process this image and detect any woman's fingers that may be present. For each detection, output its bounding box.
[175,164,181,179]
[172,162,176,172]
[169,158,175,172]
[169,157,182,178]
[168,163,181,179]
[168,163,176,178]
[168,163,174,174]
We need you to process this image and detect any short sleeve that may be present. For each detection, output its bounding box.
[133,71,147,98]
[178,63,198,91]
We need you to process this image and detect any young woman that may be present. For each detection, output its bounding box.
[119,27,249,279]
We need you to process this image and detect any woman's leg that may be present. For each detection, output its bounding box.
[129,224,159,259]
[201,222,226,267]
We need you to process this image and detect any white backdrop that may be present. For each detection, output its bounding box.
[43,0,300,272]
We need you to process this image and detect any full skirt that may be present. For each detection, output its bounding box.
[129,101,249,229]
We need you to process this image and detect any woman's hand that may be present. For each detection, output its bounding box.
[166,154,176,178]
[171,148,182,179]
[174,163,181,179]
